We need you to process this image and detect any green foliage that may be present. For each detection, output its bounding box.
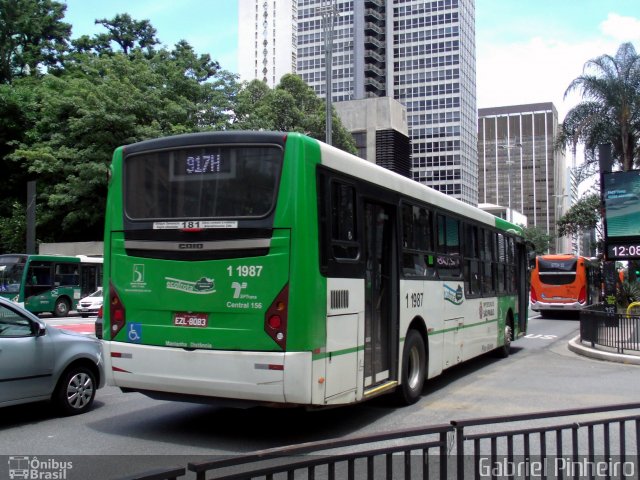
[94,14,159,55]
[521,226,553,255]
[616,281,640,309]
[0,202,27,252]
[233,74,357,154]
[7,49,238,241]
[0,7,358,252]
[556,193,602,238]
[558,42,640,171]
[0,0,71,83]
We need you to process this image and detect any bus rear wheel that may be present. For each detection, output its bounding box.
[496,321,513,358]
[395,329,426,405]
[54,298,70,317]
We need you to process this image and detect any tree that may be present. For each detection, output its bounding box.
[558,42,640,171]
[7,48,239,243]
[0,201,28,253]
[556,193,602,255]
[521,226,553,255]
[94,13,158,55]
[232,74,357,154]
[0,0,71,83]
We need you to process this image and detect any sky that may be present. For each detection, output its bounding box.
[62,0,640,122]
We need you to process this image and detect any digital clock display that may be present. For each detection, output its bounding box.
[607,243,640,259]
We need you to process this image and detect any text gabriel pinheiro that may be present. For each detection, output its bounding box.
[479,457,635,478]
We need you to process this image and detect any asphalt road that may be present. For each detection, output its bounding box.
[2,311,639,479]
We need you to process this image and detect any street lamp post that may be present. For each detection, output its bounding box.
[318,0,338,146]
[499,139,522,222]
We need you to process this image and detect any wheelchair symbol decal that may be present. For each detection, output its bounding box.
[128,323,142,343]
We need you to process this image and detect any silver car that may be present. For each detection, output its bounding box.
[0,297,104,415]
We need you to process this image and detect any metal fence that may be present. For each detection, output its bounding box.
[117,402,640,480]
[580,304,640,355]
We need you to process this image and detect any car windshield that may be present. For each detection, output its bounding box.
[0,259,25,293]
[88,289,103,298]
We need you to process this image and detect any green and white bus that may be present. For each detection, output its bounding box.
[102,131,529,407]
[0,254,103,317]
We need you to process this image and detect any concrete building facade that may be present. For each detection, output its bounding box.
[238,0,298,88]
[333,97,411,177]
[477,103,571,253]
[238,0,478,205]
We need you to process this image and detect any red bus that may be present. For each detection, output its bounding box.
[530,254,601,317]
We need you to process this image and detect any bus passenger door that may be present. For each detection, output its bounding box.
[24,262,54,313]
[80,264,99,297]
[363,202,398,390]
[516,242,530,334]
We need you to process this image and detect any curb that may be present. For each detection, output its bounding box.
[568,335,640,365]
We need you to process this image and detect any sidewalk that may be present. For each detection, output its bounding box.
[568,335,640,365]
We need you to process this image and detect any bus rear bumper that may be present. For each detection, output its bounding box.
[103,342,312,405]
[531,301,585,312]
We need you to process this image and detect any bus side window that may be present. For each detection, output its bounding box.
[55,263,78,286]
[25,262,52,296]
[401,204,435,278]
[436,214,461,278]
[463,223,481,296]
[330,182,359,261]
[480,229,495,295]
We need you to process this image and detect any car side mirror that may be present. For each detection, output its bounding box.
[35,323,46,337]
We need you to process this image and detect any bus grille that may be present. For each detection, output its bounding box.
[330,290,349,310]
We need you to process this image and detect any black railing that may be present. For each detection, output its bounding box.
[115,466,185,480]
[580,304,640,354]
[188,423,452,480]
[451,402,640,480]
[117,403,640,480]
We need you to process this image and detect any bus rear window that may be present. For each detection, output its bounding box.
[124,145,283,220]
[538,258,577,273]
[538,257,577,285]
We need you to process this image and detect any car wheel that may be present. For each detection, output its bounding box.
[54,298,70,317]
[53,365,96,416]
[395,329,426,405]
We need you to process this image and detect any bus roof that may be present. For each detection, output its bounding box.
[0,254,103,263]
[312,134,523,236]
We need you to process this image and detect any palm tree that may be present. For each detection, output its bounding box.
[559,42,640,171]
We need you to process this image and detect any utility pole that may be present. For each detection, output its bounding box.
[26,181,36,254]
[599,144,616,313]
[498,138,522,222]
[318,0,338,146]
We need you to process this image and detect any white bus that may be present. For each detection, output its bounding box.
[102,131,530,407]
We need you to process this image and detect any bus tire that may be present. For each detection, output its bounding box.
[496,321,513,358]
[395,329,426,405]
[53,365,97,416]
[54,298,70,317]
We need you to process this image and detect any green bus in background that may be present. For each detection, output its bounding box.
[102,131,529,408]
[0,254,103,316]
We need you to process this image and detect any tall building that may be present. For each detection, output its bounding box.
[238,1,298,88]
[477,103,570,253]
[238,0,478,205]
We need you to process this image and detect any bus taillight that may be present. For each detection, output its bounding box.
[265,284,289,350]
[530,286,537,303]
[109,283,126,339]
[578,286,587,304]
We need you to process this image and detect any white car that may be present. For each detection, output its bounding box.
[76,288,103,318]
